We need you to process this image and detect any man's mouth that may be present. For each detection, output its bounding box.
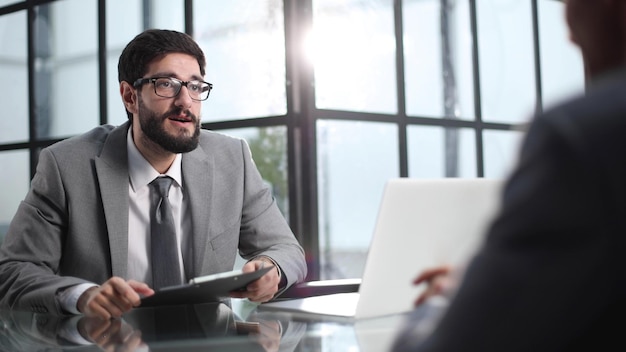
[169,115,193,123]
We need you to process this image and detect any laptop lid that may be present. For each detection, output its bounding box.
[355,177,503,319]
[261,178,503,320]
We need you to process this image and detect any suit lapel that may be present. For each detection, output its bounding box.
[95,122,131,278]
[182,145,213,278]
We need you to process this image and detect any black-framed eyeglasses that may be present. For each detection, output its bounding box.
[133,77,213,101]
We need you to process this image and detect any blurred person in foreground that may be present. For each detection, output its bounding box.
[0,29,307,320]
[394,0,626,350]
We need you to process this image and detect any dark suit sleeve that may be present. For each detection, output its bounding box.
[398,109,626,351]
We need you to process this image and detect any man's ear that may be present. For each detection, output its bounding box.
[120,81,139,115]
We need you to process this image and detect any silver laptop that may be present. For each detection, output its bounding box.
[260,178,504,321]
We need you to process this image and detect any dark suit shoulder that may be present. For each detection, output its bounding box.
[512,72,626,228]
[531,75,626,162]
[544,72,626,132]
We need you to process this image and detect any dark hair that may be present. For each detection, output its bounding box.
[118,29,207,120]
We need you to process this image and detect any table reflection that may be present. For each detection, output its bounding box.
[0,301,307,351]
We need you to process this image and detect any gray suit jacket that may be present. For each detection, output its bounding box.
[0,122,306,315]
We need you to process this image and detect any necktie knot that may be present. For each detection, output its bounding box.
[150,177,174,225]
[150,176,173,198]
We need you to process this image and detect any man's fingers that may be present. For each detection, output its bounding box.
[127,280,155,298]
[81,277,152,319]
[98,283,134,315]
[93,294,126,319]
[81,288,115,320]
[87,300,114,320]
[230,285,277,302]
[102,278,149,310]
[413,266,451,285]
[244,286,277,302]
[231,260,280,302]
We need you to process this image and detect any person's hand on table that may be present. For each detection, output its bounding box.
[77,277,154,319]
[413,265,454,306]
[230,259,280,303]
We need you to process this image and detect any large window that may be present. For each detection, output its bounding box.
[0,0,583,279]
[194,0,287,121]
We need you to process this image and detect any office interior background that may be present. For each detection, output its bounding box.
[0,0,583,281]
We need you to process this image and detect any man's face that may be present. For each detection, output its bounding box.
[134,53,203,154]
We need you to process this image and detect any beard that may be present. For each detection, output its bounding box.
[137,98,200,154]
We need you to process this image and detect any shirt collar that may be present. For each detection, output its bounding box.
[127,127,183,192]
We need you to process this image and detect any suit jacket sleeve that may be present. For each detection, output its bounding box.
[235,138,307,293]
[0,147,91,315]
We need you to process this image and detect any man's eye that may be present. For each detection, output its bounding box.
[156,80,173,88]
[188,82,201,92]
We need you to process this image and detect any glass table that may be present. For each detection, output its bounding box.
[0,298,409,351]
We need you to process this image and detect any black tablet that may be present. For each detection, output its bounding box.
[141,266,273,307]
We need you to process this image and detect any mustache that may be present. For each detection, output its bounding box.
[163,107,198,123]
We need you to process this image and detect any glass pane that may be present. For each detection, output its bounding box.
[0,10,28,144]
[34,0,99,139]
[477,0,536,124]
[538,0,584,110]
[151,0,184,31]
[407,125,477,178]
[106,0,143,126]
[312,0,397,114]
[217,126,289,220]
[194,0,287,121]
[404,0,474,120]
[317,120,399,279]
[483,128,524,179]
[0,1,21,7]
[0,150,29,244]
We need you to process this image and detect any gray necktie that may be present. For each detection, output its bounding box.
[149,176,182,289]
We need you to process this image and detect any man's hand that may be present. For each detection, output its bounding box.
[413,265,453,306]
[230,259,280,303]
[77,277,154,319]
